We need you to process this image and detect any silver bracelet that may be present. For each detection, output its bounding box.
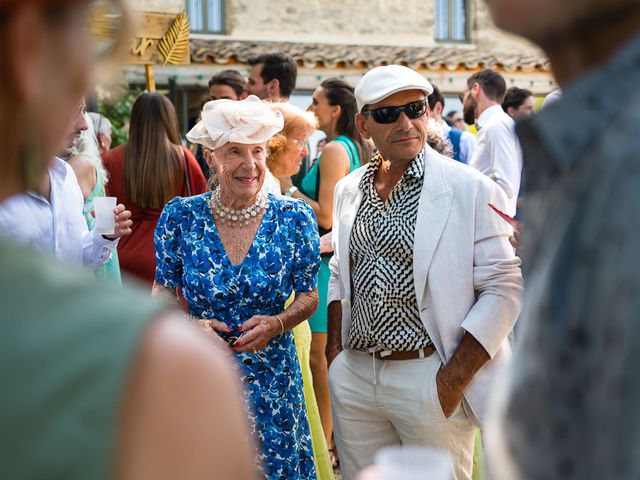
[284,186,298,197]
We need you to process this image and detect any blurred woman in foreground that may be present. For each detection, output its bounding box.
[0,2,254,478]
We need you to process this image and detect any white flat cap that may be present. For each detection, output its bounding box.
[355,65,434,112]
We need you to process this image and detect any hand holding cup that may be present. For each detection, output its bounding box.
[93,197,132,239]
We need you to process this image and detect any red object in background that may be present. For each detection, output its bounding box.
[488,203,522,228]
[103,144,207,286]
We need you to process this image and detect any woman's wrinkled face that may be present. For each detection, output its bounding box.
[207,142,267,203]
[273,131,310,177]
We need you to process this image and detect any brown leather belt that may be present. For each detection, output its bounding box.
[367,344,436,360]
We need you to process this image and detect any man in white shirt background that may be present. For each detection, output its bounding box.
[0,99,132,268]
[462,70,522,215]
[428,84,477,164]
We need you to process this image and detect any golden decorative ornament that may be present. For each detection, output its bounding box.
[158,12,190,67]
[88,0,132,63]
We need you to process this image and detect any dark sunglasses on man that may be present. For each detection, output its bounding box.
[362,99,428,124]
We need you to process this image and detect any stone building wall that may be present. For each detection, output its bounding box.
[226,0,540,55]
[131,0,183,13]
[131,0,539,58]
[228,0,434,46]
[126,0,552,96]
[132,0,542,58]
[470,0,540,54]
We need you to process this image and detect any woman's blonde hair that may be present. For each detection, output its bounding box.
[73,113,108,187]
[266,103,317,171]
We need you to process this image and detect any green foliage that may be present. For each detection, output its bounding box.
[96,88,142,147]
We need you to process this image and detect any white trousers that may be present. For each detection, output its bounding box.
[328,349,475,480]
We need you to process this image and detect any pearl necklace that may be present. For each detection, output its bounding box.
[208,189,268,228]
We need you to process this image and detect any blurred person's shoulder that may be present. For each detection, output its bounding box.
[0,237,246,478]
[0,236,162,330]
[0,237,164,478]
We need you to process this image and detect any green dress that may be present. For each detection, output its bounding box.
[0,237,161,479]
[83,168,122,285]
[300,136,360,333]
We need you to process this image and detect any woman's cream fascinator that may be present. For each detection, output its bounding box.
[187,95,284,150]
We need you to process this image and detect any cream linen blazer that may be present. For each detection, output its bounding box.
[327,145,523,427]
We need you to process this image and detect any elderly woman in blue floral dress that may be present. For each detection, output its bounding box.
[152,96,320,479]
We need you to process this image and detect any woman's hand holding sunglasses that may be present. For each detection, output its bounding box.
[231,315,280,353]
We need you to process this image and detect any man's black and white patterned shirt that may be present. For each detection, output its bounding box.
[346,151,432,352]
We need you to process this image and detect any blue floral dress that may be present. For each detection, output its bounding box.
[154,192,320,480]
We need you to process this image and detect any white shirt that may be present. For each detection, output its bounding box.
[469,104,522,215]
[440,120,478,164]
[0,157,117,269]
[262,170,281,196]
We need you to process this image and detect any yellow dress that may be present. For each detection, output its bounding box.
[290,306,335,479]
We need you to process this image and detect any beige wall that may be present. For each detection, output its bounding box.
[226,0,539,54]
[229,0,434,46]
[133,0,542,56]
[131,0,183,13]
[126,0,552,93]
[470,0,540,54]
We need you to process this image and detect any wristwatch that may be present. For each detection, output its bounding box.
[284,186,298,197]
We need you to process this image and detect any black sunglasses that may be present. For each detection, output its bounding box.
[363,99,428,124]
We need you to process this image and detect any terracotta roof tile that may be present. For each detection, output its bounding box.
[190,39,551,73]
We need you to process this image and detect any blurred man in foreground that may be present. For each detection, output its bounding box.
[482,0,640,479]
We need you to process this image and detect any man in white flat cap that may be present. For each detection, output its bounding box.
[325,65,523,480]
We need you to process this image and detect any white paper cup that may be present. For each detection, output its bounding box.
[375,446,453,480]
[93,196,117,235]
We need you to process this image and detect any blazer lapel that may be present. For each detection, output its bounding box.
[413,148,453,307]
